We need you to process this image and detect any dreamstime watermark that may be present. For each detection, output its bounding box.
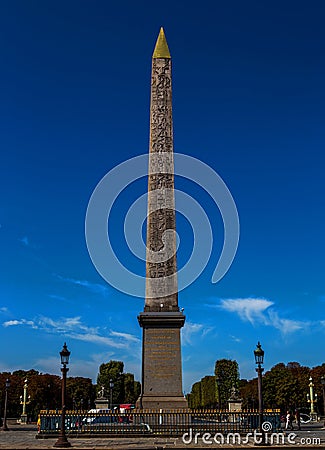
[85,153,240,298]
[182,422,322,446]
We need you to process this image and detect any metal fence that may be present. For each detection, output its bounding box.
[38,409,281,437]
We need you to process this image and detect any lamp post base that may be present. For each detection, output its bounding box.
[20,414,28,424]
[1,422,9,431]
[310,412,317,421]
[53,436,71,448]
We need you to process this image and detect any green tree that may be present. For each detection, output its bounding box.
[310,363,325,414]
[97,361,124,406]
[0,371,62,420]
[96,361,140,406]
[240,362,314,412]
[263,362,310,411]
[215,359,240,409]
[188,381,201,409]
[239,378,258,409]
[27,373,61,417]
[0,372,21,418]
[123,373,140,404]
[201,376,217,408]
[66,377,95,410]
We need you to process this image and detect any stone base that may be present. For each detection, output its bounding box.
[137,312,188,411]
[95,398,109,410]
[228,400,243,412]
[136,395,188,410]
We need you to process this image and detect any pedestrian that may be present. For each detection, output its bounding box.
[295,409,301,430]
[285,410,294,430]
[37,415,41,433]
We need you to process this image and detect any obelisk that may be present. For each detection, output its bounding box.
[137,28,188,410]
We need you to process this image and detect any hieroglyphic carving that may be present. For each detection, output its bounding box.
[145,56,178,309]
[150,58,173,156]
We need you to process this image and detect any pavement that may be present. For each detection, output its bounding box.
[0,421,324,449]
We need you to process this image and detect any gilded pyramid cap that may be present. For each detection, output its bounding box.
[153,27,171,59]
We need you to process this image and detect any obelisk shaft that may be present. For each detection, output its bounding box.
[137,28,187,410]
[145,28,178,311]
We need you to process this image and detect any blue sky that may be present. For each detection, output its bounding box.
[1,1,324,393]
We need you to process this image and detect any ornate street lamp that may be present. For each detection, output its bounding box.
[109,379,114,411]
[20,379,30,424]
[1,378,10,431]
[254,342,265,443]
[54,343,71,448]
[307,377,317,421]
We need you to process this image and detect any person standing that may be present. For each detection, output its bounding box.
[285,410,294,430]
[295,409,301,430]
[37,415,41,433]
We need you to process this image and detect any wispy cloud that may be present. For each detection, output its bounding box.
[109,331,140,343]
[38,316,86,332]
[35,352,118,381]
[56,275,110,296]
[68,332,129,348]
[182,322,213,345]
[3,320,23,327]
[19,236,38,249]
[2,315,138,349]
[211,297,307,335]
[19,236,30,247]
[219,298,273,324]
[48,294,68,302]
[3,319,37,329]
[267,310,306,334]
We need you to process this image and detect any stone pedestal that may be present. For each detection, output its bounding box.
[228,387,242,412]
[137,312,188,410]
[95,397,109,410]
[228,399,243,412]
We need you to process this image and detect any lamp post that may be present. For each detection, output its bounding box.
[54,343,71,448]
[307,377,317,421]
[20,379,30,424]
[1,378,10,431]
[109,379,114,411]
[254,341,265,443]
[321,376,325,418]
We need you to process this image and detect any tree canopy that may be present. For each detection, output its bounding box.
[215,359,240,409]
[187,359,325,412]
[96,360,140,406]
[0,360,140,420]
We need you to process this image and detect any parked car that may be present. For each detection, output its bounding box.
[300,413,311,424]
[82,415,118,427]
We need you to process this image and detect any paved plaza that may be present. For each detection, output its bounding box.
[0,421,324,449]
